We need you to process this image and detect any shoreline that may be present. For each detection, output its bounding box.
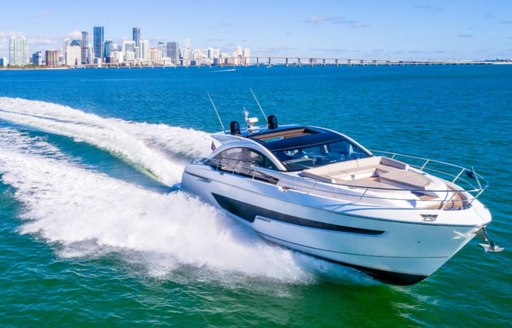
[1,61,511,71]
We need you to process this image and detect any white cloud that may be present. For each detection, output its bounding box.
[311,48,350,54]
[305,16,368,29]
[0,32,26,55]
[0,31,25,39]
[255,46,296,55]
[68,30,82,39]
[206,38,224,43]
[414,5,443,13]
[28,37,55,45]
[307,16,329,23]
[2,30,87,54]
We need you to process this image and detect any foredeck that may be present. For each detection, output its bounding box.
[299,156,471,210]
[301,156,432,190]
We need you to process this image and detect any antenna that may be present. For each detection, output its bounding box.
[249,88,267,119]
[207,92,225,131]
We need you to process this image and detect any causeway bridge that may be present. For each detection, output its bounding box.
[248,57,492,67]
[79,57,497,69]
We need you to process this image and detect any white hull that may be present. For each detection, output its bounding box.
[182,164,491,285]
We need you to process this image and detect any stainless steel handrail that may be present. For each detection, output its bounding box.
[199,151,489,210]
[300,150,489,209]
[370,149,489,191]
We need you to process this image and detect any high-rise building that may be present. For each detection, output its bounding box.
[65,40,81,66]
[181,47,191,66]
[45,50,60,67]
[87,44,94,63]
[32,51,44,66]
[191,48,204,65]
[166,42,172,59]
[231,46,250,66]
[207,47,214,60]
[112,50,124,64]
[81,31,89,64]
[0,57,7,67]
[104,39,114,63]
[93,26,104,63]
[132,27,140,47]
[123,40,136,62]
[149,48,162,64]
[133,28,141,60]
[139,40,149,62]
[157,41,166,57]
[242,48,251,65]
[9,36,28,66]
[167,42,179,64]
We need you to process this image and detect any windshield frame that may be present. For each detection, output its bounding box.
[269,136,372,171]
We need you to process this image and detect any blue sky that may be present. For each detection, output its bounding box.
[1,0,511,60]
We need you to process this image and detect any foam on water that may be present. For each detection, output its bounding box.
[0,97,212,185]
[0,98,372,285]
[0,127,313,283]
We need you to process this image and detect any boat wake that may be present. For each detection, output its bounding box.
[0,98,372,286]
[0,97,211,185]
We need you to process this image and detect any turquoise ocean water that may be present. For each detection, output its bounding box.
[0,66,510,327]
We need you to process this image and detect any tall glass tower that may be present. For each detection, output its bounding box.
[81,31,89,64]
[132,27,141,47]
[167,42,179,65]
[93,26,104,62]
[104,40,113,63]
[9,36,28,66]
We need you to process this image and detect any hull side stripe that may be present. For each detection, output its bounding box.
[212,193,385,235]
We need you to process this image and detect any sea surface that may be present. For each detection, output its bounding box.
[0,65,510,327]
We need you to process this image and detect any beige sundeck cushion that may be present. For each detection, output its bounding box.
[379,156,409,170]
[301,157,377,180]
[379,170,432,190]
[300,156,433,191]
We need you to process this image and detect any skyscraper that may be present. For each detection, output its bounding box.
[32,51,44,66]
[9,36,28,66]
[123,41,136,62]
[93,26,104,63]
[149,48,162,64]
[81,31,89,64]
[45,50,60,67]
[104,40,114,63]
[139,40,149,62]
[157,41,166,57]
[65,40,81,66]
[132,27,140,47]
[167,42,179,65]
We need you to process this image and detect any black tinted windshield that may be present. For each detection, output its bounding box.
[272,138,370,171]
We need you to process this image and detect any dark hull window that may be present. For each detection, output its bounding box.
[207,147,278,183]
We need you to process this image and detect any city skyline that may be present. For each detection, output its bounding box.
[3,23,252,67]
[0,0,511,60]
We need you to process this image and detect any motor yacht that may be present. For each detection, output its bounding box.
[181,111,501,285]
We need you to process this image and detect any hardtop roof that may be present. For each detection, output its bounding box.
[246,125,344,151]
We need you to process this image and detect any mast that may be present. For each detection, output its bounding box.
[207,92,225,131]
